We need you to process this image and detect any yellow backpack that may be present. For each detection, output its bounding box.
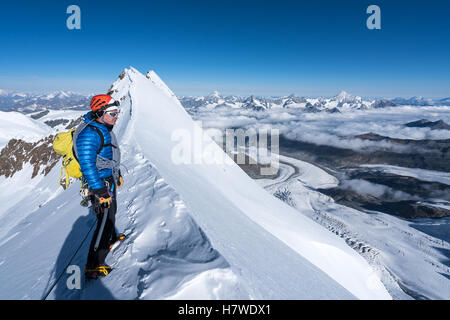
[52,128,83,189]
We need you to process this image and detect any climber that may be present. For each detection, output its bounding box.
[75,94,125,279]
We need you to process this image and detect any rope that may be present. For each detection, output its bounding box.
[41,219,96,300]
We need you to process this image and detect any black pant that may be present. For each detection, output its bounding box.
[86,177,118,269]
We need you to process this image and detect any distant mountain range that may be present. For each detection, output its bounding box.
[0,90,91,113]
[1,88,449,114]
[179,91,450,113]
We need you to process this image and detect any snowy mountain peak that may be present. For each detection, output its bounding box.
[283,94,307,106]
[334,90,359,103]
[43,91,76,100]
[207,91,221,98]
[336,90,350,98]
[241,95,269,111]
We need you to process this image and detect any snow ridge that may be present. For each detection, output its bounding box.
[108,67,391,299]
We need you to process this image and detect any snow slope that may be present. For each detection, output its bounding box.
[0,120,244,300]
[0,111,52,148]
[106,67,390,299]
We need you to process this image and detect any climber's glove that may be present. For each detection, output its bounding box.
[117,175,124,189]
[93,187,112,208]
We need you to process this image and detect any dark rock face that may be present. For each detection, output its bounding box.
[371,99,397,109]
[327,107,341,113]
[241,96,269,111]
[282,94,307,107]
[304,102,321,113]
[274,188,296,207]
[65,116,84,130]
[44,119,70,128]
[405,119,450,130]
[30,110,50,120]
[279,134,450,172]
[0,135,59,179]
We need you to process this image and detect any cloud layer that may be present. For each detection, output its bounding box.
[190,106,450,153]
[339,178,420,201]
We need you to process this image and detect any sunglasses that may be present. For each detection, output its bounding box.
[106,110,120,117]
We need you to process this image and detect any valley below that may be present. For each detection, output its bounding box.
[233,132,450,299]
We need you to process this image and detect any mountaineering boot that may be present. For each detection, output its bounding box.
[84,264,112,280]
[109,233,126,250]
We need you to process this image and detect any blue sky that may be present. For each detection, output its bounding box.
[0,0,449,98]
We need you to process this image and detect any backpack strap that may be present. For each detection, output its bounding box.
[86,124,105,154]
[72,119,108,157]
[103,143,118,149]
[73,118,94,160]
[87,125,118,151]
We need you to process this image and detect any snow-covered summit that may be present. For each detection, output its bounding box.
[242,95,270,111]
[208,91,221,98]
[41,91,81,100]
[334,90,358,103]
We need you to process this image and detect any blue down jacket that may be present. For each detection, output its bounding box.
[75,112,114,191]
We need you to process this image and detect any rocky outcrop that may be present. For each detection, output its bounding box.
[0,135,59,179]
[64,116,84,130]
[44,119,70,128]
[371,99,397,109]
[242,96,270,111]
[30,110,50,120]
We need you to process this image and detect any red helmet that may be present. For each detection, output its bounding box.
[90,94,112,112]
